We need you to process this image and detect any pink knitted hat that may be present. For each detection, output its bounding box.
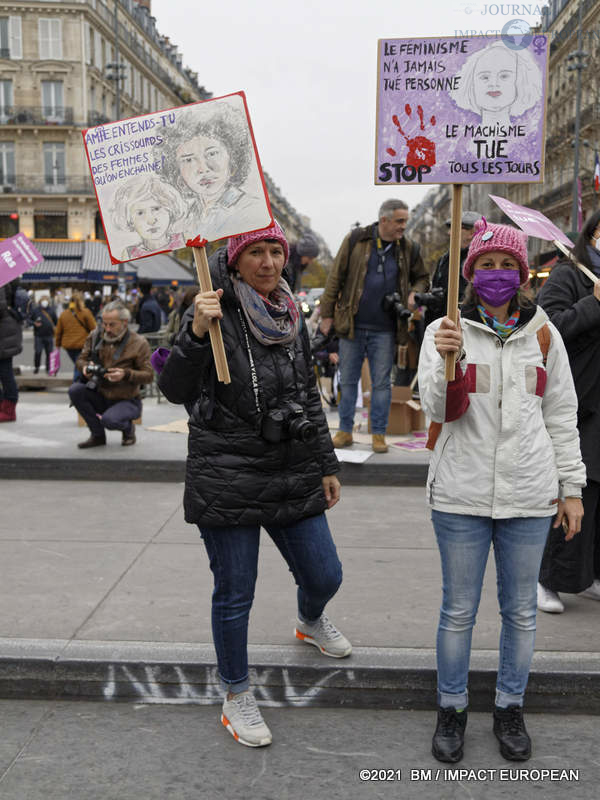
[227,221,289,268]
[463,218,529,284]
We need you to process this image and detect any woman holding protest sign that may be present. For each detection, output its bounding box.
[418,219,585,763]
[536,211,600,613]
[157,221,349,749]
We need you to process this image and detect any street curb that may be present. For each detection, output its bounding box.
[1,640,598,712]
[0,458,429,485]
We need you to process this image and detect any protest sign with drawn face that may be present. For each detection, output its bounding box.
[375,35,548,186]
[83,92,272,263]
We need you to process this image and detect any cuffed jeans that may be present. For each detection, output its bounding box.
[432,511,550,710]
[199,513,343,694]
[68,381,141,437]
[338,328,396,434]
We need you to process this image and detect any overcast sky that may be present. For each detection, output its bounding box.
[151,0,542,253]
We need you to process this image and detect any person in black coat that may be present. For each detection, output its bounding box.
[30,295,57,373]
[158,221,350,748]
[135,281,162,333]
[536,210,600,613]
[0,280,23,422]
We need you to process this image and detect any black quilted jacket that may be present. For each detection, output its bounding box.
[158,248,339,528]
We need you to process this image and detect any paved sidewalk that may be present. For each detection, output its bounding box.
[0,701,595,800]
[0,390,430,483]
[1,480,598,710]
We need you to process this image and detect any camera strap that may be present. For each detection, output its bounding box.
[374,225,396,274]
[237,308,262,415]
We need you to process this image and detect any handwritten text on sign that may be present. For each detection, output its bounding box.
[83,92,272,263]
[375,35,548,185]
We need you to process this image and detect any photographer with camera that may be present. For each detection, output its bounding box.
[157,222,349,749]
[319,199,428,452]
[68,300,152,448]
[424,211,480,327]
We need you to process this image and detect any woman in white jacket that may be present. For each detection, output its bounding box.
[418,219,586,765]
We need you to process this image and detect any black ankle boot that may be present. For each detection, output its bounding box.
[432,706,467,763]
[493,705,531,761]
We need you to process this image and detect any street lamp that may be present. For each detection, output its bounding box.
[566,0,589,231]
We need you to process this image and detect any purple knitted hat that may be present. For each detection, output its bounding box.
[463,218,529,284]
[227,221,289,268]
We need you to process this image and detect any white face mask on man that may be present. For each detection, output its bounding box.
[41,300,49,308]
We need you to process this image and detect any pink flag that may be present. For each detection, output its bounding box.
[0,233,43,289]
[489,195,574,246]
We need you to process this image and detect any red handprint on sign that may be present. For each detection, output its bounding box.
[388,104,437,169]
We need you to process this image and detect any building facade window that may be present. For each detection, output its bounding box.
[39,18,63,60]
[95,210,106,240]
[43,142,66,191]
[0,142,15,190]
[0,213,18,237]
[0,79,13,122]
[34,211,67,239]
[0,16,22,59]
[94,30,102,70]
[41,80,64,122]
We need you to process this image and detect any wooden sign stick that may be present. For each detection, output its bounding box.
[192,245,231,384]
[552,239,600,285]
[445,183,463,381]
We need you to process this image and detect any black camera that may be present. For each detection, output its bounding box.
[261,401,318,444]
[382,293,412,321]
[413,287,446,308]
[85,362,107,391]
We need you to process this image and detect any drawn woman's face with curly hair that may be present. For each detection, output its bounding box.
[175,134,231,202]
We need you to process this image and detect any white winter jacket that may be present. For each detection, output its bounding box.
[418,305,586,518]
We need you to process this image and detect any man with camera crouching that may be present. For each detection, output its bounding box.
[319,199,428,453]
[68,300,153,449]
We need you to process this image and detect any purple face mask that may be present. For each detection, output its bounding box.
[473,269,521,307]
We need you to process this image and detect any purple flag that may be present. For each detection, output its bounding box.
[489,195,574,246]
[0,233,43,289]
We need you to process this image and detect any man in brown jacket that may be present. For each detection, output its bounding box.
[68,300,153,448]
[319,199,428,453]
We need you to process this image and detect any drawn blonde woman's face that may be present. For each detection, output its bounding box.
[473,49,517,113]
[176,135,231,200]
[130,199,170,241]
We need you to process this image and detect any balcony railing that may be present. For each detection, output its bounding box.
[0,106,75,126]
[87,111,111,126]
[0,175,94,195]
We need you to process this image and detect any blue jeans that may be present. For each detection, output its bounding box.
[199,513,343,694]
[432,511,550,710]
[0,357,18,403]
[65,348,82,381]
[338,328,396,434]
[68,381,141,437]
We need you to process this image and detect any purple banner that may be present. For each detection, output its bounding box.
[489,195,573,246]
[0,233,43,289]
[375,35,548,186]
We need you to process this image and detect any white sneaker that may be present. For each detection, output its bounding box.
[578,579,600,601]
[221,691,272,747]
[295,612,352,658]
[537,582,564,614]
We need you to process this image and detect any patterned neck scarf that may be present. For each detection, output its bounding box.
[477,304,520,341]
[232,275,300,346]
